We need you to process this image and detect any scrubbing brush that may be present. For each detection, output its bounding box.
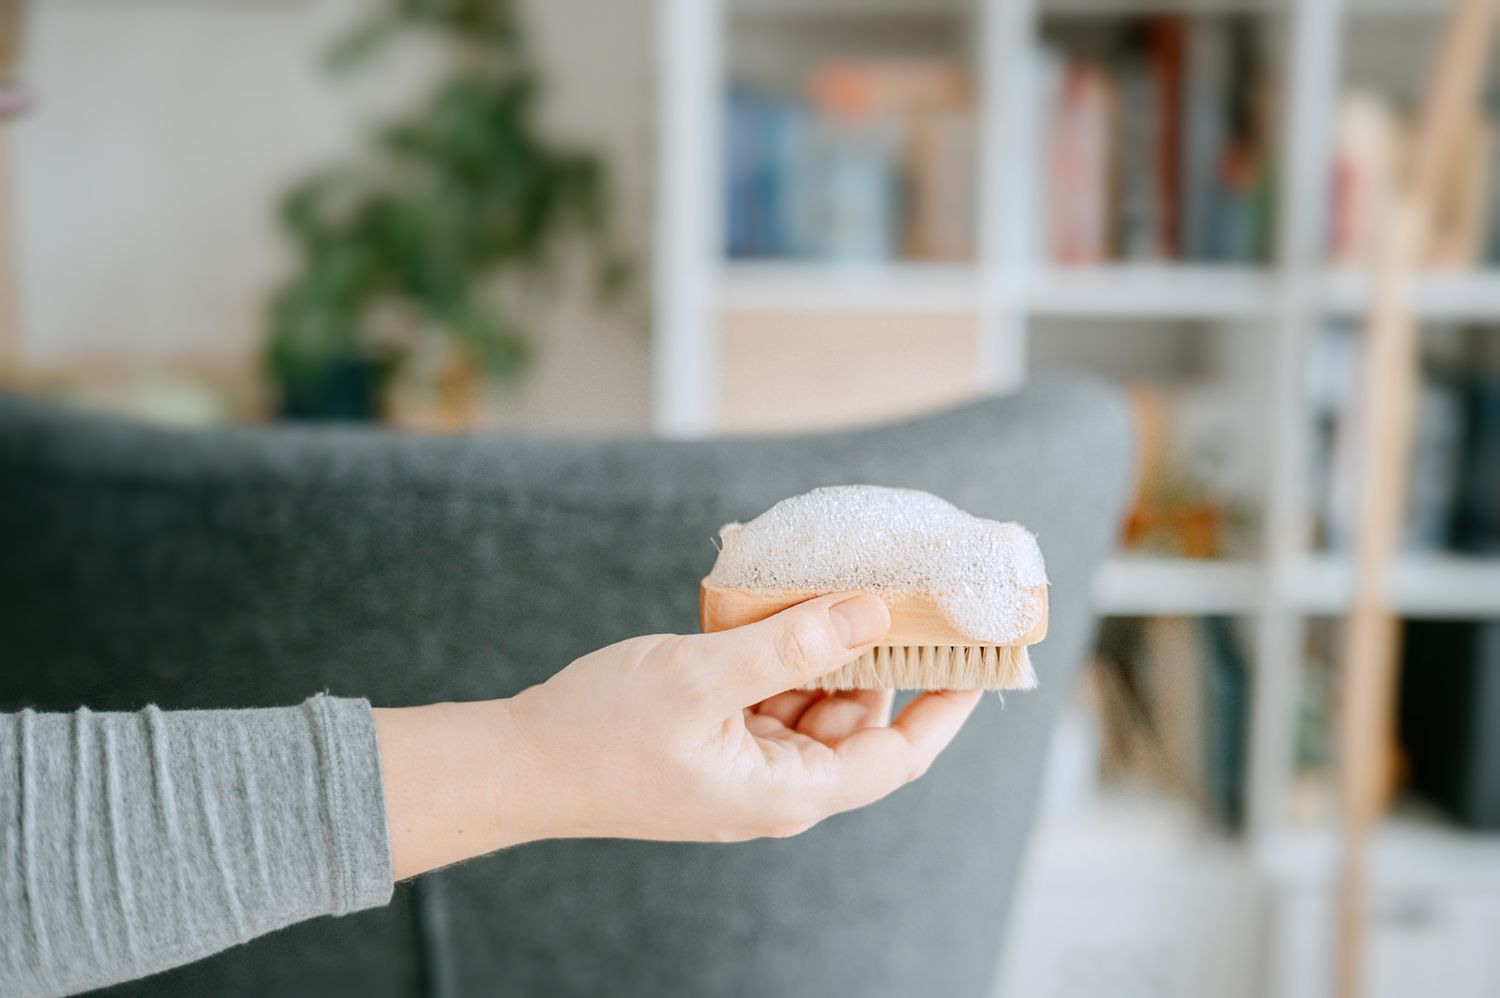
[699,485,1048,692]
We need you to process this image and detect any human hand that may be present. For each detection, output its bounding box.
[375,593,982,879]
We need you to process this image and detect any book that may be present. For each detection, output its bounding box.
[1140,616,1206,802]
[1047,61,1115,264]
[1455,374,1500,554]
[1200,615,1249,829]
[1401,620,1500,830]
[1029,47,1064,266]
[806,116,903,262]
[1180,17,1230,260]
[1406,373,1465,551]
[724,89,810,259]
[724,87,760,258]
[905,106,976,261]
[1147,18,1186,260]
[1042,15,1273,265]
[1114,53,1160,261]
[807,58,969,123]
[723,58,974,263]
[808,57,971,262]
[1088,614,1250,828]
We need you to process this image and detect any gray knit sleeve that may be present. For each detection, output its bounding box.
[0,695,395,997]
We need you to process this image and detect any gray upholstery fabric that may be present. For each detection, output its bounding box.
[0,375,1133,998]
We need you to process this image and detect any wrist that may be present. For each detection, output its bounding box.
[375,697,545,880]
[475,694,559,851]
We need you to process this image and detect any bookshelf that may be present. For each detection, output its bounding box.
[1290,555,1500,617]
[1323,269,1500,319]
[720,261,1285,316]
[653,0,1500,995]
[1096,555,1500,617]
[719,261,979,311]
[1093,555,1262,614]
[1028,265,1278,317]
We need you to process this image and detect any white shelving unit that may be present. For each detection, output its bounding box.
[1323,269,1500,319]
[1096,555,1500,617]
[719,261,979,312]
[1029,264,1279,318]
[719,261,1296,317]
[652,1,1500,995]
[1093,556,1264,615]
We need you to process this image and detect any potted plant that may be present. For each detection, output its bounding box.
[265,0,625,421]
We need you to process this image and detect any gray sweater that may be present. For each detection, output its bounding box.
[0,696,394,997]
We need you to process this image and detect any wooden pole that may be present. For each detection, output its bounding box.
[1334,3,1496,997]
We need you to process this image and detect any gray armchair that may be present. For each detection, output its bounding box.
[0,375,1133,997]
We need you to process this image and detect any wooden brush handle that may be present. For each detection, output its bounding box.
[699,581,1048,647]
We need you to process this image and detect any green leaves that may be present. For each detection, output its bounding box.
[265,0,626,409]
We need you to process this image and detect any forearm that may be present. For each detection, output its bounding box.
[0,697,393,997]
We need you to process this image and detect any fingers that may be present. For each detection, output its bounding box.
[754,690,824,728]
[826,690,983,812]
[888,690,983,757]
[795,689,893,744]
[677,592,890,713]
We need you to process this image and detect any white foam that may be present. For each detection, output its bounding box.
[706,485,1047,644]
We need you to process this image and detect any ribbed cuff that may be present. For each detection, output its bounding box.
[307,695,395,915]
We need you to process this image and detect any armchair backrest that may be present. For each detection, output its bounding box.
[0,376,1133,998]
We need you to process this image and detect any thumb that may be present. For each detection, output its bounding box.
[683,592,891,712]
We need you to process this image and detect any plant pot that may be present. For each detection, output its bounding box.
[276,355,392,422]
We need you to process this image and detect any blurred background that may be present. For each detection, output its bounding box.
[2,0,1500,996]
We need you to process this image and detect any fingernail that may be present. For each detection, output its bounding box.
[830,594,890,647]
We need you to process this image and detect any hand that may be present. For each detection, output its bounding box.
[374,593,983,879]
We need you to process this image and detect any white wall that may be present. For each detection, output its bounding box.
[13,0,654,430]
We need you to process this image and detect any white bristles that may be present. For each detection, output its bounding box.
[801,644,1037,693]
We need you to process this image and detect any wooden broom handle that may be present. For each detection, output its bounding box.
[1335,3,1496,997]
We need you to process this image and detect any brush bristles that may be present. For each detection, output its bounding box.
[801,644,1037,692]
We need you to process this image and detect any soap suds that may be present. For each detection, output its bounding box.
[706,485,1046,644]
